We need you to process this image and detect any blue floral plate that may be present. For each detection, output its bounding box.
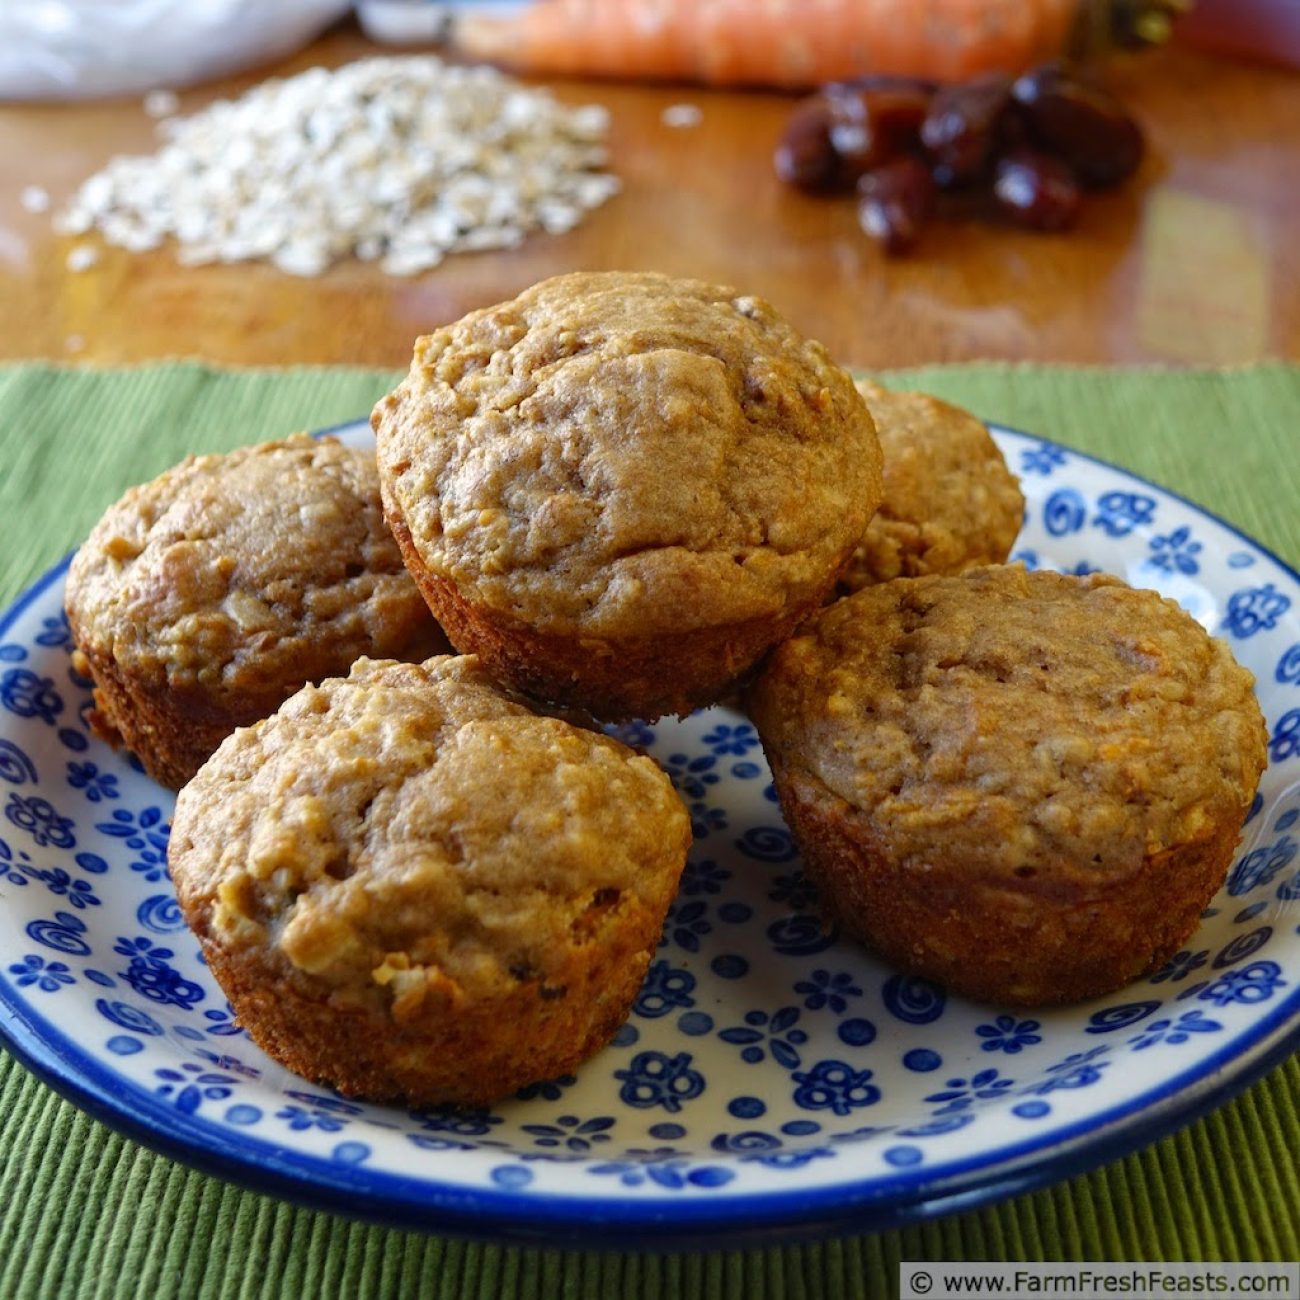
[1,422,1298,1248]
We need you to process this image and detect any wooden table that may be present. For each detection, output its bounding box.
[1,23,1296,369]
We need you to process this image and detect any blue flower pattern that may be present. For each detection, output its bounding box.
[1149,950,1209,984]
[38,867,99,909]
[1270,711,1300,764]
[768,870,818,912]
[1227,836,1297,896]
[1093,491,1156,538]
[202,1002,248,1038]
[0,668,63,724]
[1223,584,1291,640]
[794,970,863,1014]
[589,1148,733,1189]
[975,1016,1042,1054]
[95,806,169,881]
[678,858,729,897]
[605,720,654,749]
[635,961,696,1019]
[0,427,1298,1203]
[1127,1010,1222,1050]
[114,936,204,1010]
[924,1070,1016,1114]
[155,1061,238,1115]
[719,1007,808,1068]
[411,1110,501,1138]
[662,752,719,801]
[701,723,760,756]
[687,801,727,839]
[791,1061,881,1117]
[0,836,100,906]
[1196,962,1287,1007]
[1020,1048,1112,1096]
[278,1105,349,1133]
[6,793,75,848]
[1020,443,1066,475]
[0,835,35,885]
[522,1115,614,1153]
[8,954,75,992]
[660,899,712,953]
[67,761,118,803]
[1146,526,1202,575]
[614,1052,705,1113]
[514,1075,576,1103]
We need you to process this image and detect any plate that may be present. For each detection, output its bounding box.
[1,422,1298,1248]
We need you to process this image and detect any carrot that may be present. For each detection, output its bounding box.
[451,0,1083,89]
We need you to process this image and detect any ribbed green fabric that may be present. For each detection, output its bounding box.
[0,362,1296,1299]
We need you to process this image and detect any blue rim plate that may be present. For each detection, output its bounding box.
[1,421,1297,1249]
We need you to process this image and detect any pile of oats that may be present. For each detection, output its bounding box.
[55,57,618,277]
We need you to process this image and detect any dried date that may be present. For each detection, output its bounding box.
[919,73,1014,186]
[857,157,936,254]
[1011,64,1144,189]
[773,98,842,191]
[993,150,1082,230]
[824,76,936,177]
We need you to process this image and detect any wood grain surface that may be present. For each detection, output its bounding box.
[1,23,1295,369]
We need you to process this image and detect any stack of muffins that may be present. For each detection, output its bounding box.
[65,272,1267,1107]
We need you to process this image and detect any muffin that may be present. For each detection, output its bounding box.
[837,381,1024,593]
[748,566,1268,1005]
[66,435,446,789]
[372,271,883,721]
[168,654,691,1106]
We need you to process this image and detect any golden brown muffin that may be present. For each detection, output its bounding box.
[65,435,446,789]
[837,381,1025,593]
[372,271,883,721]
[168,654,691,1107]
[748,567,1268,1006]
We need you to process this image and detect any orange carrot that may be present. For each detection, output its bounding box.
[451,0,1083,88]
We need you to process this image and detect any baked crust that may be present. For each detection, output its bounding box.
[748,566,1269,1005]
[386,512,837,719]
[194,899,657,1107]
[65,435,445,787]
[768,754,1242,1005]
[839,381,1025,592]
[373,271,882,719]
[73,642,269,793]
[168,655,691,1105]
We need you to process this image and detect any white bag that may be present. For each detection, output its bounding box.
[0,0,352,100]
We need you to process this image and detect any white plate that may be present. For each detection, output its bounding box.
[1,422,1297,1247]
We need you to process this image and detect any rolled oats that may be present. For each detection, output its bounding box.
[66,245,99,272]
[56,57,618,278]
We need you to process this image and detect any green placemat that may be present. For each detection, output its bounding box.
[0,361,1296,1299]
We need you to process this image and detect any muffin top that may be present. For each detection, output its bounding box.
[169,655,690,1020]
[749,567,1267,880]
[839,381,1024,592]
[66,435,443,702]
[372,271,883,636]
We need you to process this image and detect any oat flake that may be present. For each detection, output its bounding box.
[57,57,618,278]
[66,245,99,272]
[20,185,51,214]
